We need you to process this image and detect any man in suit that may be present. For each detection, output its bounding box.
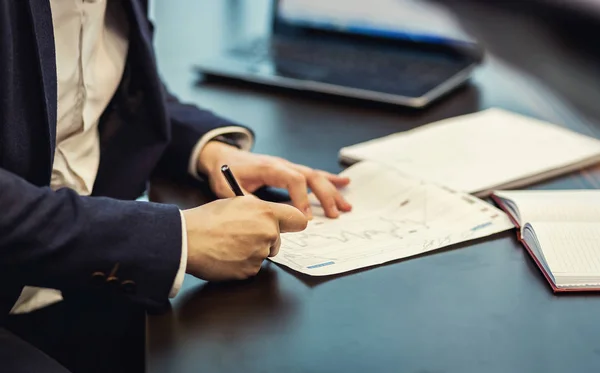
[0,0,352,371]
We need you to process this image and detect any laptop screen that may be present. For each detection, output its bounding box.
[277,0,474,45]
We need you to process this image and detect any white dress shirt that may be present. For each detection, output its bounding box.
[10,0,252,314]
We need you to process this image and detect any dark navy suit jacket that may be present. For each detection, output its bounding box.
[0,0,249,320]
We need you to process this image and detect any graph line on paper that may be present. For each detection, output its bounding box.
[270,161,514,276]
[282,216,430,248]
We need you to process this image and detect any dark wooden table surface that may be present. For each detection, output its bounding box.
[147,1,600,372]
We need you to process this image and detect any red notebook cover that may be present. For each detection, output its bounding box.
[491,194,600,293]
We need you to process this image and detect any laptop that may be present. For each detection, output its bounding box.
[196,0,484,108]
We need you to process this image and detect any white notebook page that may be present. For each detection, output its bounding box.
[339,109,600,195]
[272,161,513,276]
[529,222,600,286]
[495,190,600,227]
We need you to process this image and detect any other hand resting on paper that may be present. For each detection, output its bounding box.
[197,141,352,218]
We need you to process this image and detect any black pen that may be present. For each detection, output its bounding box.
[221,165,245,196]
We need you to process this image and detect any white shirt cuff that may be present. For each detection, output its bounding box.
[187,126,254,180]
[169,210,189,298]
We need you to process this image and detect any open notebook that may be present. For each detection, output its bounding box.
[492,190,600,292]
[272,161,513,276]
[339,109,600,196]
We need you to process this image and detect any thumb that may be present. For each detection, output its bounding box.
[266,202,308,233]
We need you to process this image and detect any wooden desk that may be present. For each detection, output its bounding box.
[147,1,600,372]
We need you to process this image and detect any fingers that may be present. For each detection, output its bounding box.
[287,165,352,218]
[266,202,308,233]
[325,173,351,188]
[212,155,352,220]
[306,173,342,218]
[242,204,280,278]
[261,164,313,218]
[334,191,352,212]
[280,160,350,190]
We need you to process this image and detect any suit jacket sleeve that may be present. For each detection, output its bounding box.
[0,167,182,308]
[154,87,255,180]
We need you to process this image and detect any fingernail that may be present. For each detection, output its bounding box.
[331,206,339,218]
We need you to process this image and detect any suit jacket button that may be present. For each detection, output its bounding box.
[91,272,106,287]
[121,280,137,295]
[106,276,120,289]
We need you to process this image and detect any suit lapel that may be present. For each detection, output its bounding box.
[121,0,169,138]
[124,0,156,65]
[25,0,57,163]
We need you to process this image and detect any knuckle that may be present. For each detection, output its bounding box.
[261,225,279,242]
[290,172,306,184]
[263,246,273,258]
[242,195,258,204]
[271,240,282,256]
[316,170,329,177]
[259,205,276,220]
[240,196,262,208]
[268,231,280,243]
[258,159,273,172]
[305,169,319,182]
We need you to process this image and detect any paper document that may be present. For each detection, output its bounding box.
[271,162,513,276]
[339,109,600,196]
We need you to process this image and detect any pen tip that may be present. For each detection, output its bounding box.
[221,165,229,172]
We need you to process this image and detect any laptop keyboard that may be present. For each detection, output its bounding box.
[276,40,441,72]
[230,38,470,98]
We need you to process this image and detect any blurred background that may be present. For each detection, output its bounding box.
[147,1,600,144]
[149,0,600,117]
